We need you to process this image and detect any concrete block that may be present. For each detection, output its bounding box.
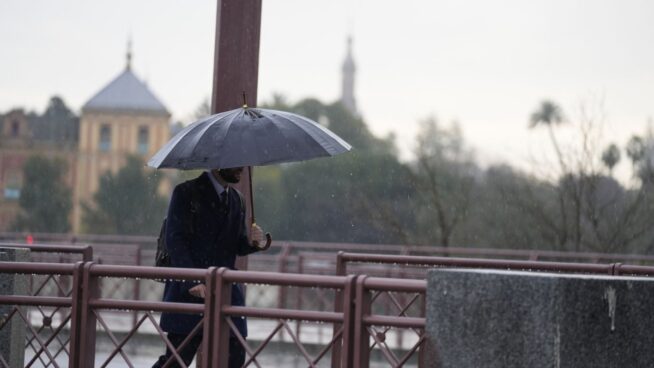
[425,269,654,368]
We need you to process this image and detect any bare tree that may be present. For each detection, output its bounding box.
[514,99,654,253]
[411,117,476,248]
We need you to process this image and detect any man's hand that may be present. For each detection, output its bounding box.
[251,223,272,250]
[251,223,264,245]
[189,284,207,299]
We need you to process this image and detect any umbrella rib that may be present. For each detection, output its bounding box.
[271,111,351,156]
[265,113,333,159]
[183,110,240,162]
[148,110,232,168]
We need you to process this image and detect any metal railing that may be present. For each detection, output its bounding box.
[4,243,654,367]
[331,251,654,367]
[335,252,654,277]
[0,261,426,368]
[3,232,654,265]
[0,243,93,262]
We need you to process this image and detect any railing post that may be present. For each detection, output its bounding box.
[332,251,346,368]
[68,262,85,368]
[132,245,141,330]
[81,245,93,262]
[295,254,304,338]
[199,267,218,368]
[335,251,346,277]
[353,275,371,368]
[205,267,231,368]
[75,262,99,368]
[277,245,291,310]
[418,292,427,367]
[277,245,291,341]
[339,275,357,368]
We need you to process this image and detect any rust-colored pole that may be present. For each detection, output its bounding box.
[332,251,346,367]
[210,0,262,272]
[339,275,358,368]
[67,262,85,368]
[353,275,371,368]
[132,245,141,330]
[207,267,232,367]
[295,253,304,338]
[76,262,99,368]
[200,267,218,368]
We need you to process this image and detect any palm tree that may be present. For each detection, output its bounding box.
[529,100,566,170]
[529,100,573,250]
[601,144,620,175]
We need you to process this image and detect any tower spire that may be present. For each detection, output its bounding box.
[126,37,132,70]
[340,35,357,115]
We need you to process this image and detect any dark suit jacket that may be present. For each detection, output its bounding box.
[159,172,259,336]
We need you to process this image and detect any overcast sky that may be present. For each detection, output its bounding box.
[1,0,653,174]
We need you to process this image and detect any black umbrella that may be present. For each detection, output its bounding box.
[147,106,351,170]
[148,105,352,245]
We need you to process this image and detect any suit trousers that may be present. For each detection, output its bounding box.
[152,332,245,368]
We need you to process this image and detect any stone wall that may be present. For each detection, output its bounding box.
[426,269,654,368]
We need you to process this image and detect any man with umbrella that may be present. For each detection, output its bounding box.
[149,105,351,367]
[152,166,270,368]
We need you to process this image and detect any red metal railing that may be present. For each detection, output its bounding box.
[0,243,93,262]
[0,261,426,368]
[332,251,654,367]
[335,252,654,277]
[3,232,654,265]
[5,243,654,367]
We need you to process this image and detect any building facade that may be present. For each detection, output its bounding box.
[0,110,77,231]
[73,57,171,232]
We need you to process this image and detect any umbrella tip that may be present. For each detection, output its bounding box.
[242,91,248,108]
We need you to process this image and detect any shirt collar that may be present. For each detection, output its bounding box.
[206,170,228,196]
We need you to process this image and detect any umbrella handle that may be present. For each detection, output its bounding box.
[252,230,272,250]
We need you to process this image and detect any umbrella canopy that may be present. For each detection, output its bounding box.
[147,107,352,169]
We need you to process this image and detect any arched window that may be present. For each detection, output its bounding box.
[138,126,149,154]
[99,124,111,152]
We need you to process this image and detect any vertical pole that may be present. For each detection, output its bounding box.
[332,251,346,367]
[418,293,427,367]
[200,267,218,368]
[277,245,291,310]
[206,268,232,368]
[210,0,262,273]
[67,262,85,368]
[132,245,141,330]
[81,245,93,262]
[339,275,357,368]
[76,262,99,368]
[295,254,304,338]
[353,276,371,368]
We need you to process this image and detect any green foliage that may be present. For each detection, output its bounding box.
[256,95,413,243]
[269,151,416,244]
[31,96,79,146]
[262,96,394,155]
[82,156,167,235]
[12,155,72,233]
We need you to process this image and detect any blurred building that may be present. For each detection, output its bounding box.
[73,49,171,232]
[340,36,357,115]
[0,109,77,230]
[0,45,171,233]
